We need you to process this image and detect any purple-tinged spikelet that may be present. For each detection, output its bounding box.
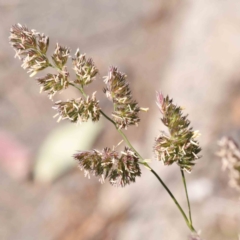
[37,67,69,99]
[103,67,141,129]
[154,92,201,172]
[74,147,141,187]
[51,43,70,69]
[9,23,50,77]
[72,49,98,86]
[53,93,101,123]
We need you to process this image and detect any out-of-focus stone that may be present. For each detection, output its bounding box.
[0,130,31,180]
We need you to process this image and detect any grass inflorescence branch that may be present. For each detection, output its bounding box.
[9,23,202,233]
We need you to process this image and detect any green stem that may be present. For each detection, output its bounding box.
[31,44,196,232]
[70,82,196,232]
[99,110,116,126]
[150,167,194,231]
[69,83,86,97]
[117,128,143,161]
[181,168,194,227]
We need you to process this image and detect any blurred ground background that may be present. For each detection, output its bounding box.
[1,0,240,239]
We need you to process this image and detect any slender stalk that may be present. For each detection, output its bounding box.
[117,126,195,232]
[117,128,143,161]
[15,38,195,231]
[150,167,194,231]
[100,110,116,125]
[69,83,86,97]
[69,82,196,232]
[181,168,193,226]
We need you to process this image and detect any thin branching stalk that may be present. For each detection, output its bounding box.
[181,168,193,226]
[9,24,199,232]
[151,168,195,232]
[46,47,196,232]
[70,82,196,232]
